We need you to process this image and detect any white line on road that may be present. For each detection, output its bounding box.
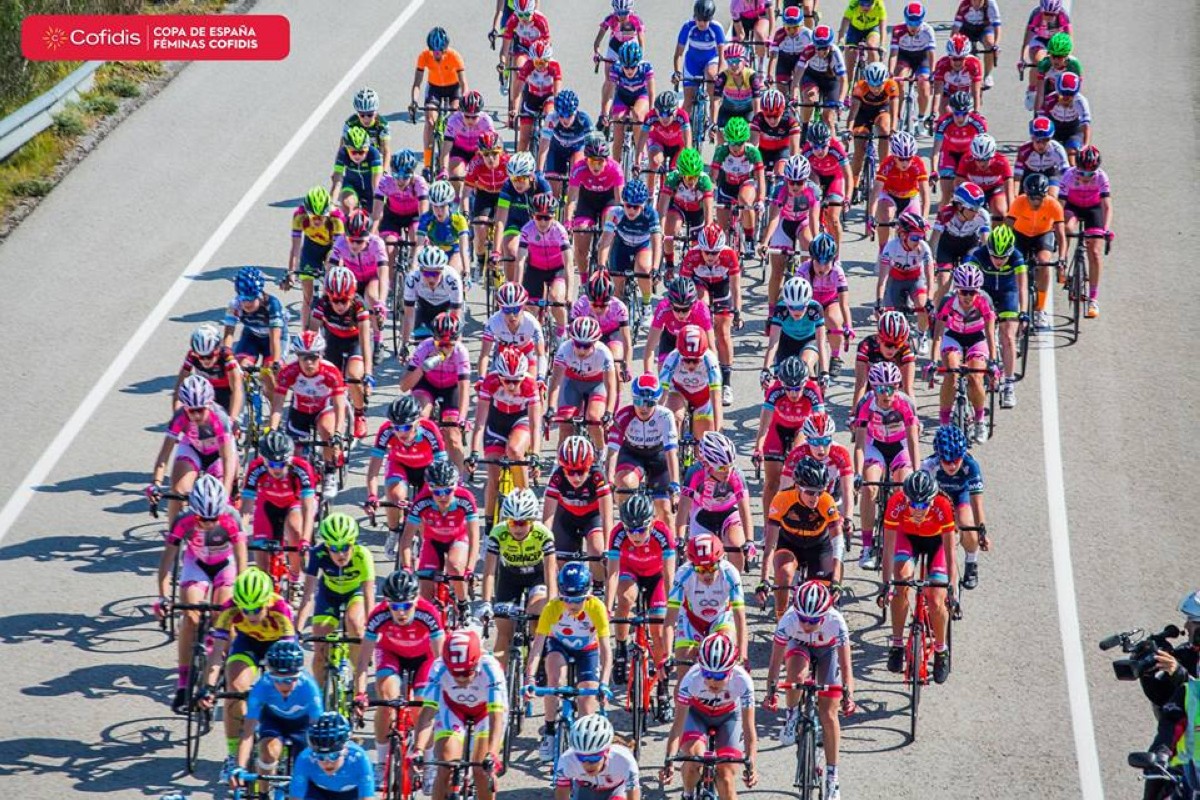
[0,0,428,545]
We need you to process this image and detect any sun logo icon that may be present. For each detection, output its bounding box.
[42,26,68,51]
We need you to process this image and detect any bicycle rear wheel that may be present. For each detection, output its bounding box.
[184,671,210,773]
[630,650,646,758]
[503,650,525,767]
[795,717,823,798]
[908,626,923,742]
[1070,249,1084,340]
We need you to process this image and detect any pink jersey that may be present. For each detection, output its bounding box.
[167,511,245,565]
[730,0,770,18]
[599,12,644,45]
[651,297,714,337]
[376,174,428,216]
[795,258,848,306]
[167,404,235,457]
[608,520,676,578]
[478,373,540,414]
[408,339,471,388]
[365,597,443,659]
[683,464,749,514]
[936,291,995,335]
[643,110,691,148]
[329,234,388,281]
[571,295,629,337]
[853,391,918,443]
[932,55,983,93]
[570,158,624,194]
[275,360,345,415]
[444,111,495,152]
[783,441,854,490]
[1024,7,1070,40]
[956,154,1012,192]
[520,219,570,269]
[1059,167,1110,208]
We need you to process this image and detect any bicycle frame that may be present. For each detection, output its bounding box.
[892,559,950,742]
[303,630,362,719]
[369,676,425,800]
[778,680,835,797]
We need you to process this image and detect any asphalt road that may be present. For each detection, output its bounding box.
[0,0,1193,798]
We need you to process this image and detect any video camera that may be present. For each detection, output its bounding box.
[1100,625,1183,681]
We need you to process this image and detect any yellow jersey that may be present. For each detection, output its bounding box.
[536,596,610,651]
[844,0,887,32]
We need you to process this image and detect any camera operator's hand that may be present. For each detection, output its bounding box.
[1155,649,1180,677]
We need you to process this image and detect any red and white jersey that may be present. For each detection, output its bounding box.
[478,373,539,415]
[275,360,345,415]
[932,55,982,93]
[676,662,755,716]
[680,247,741,285]
[773,606,849,649]
[783,442,854,489]
[956,154,1012,191]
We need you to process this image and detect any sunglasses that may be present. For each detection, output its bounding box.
[299,354,321,362]
[807,436,832,447]
[565,469,588,477]
[270,673,300,683]
[573,341,595,350]
[633,398,657,407]
[587,156,606,164]
[509,519,533,528]
[564,595,588,604]
[627,525,649,536]
[348,236,368,244]
[786,179,807,186]
[389,600,416,611]
[241,605,265,615]
[347,147,368,155]
[798,613,824,625]
[577,751,607,764]
[431,486,455,497]
[958,288,978,296]
[312,749,344,762]
[534,213,554,221]
[727,58,743,65]
[909,500,931,510]
[327,544,352,553]
[876,385,897,396]
[501,305,523,315]
[1078,169,1096,177]
[671,305,690,314]
[464,112,479,119]
[186,406,208,414]
[800,487,822,497]
[501,378,523,387]
[396,423,416,432]
[197,515,220,524]
[906,234,924,242]
[952,110,968,117]
[940,457,963,467]
[700,668,729,681]
[623,203,643,211]
[682,357,701,365]
[694,563,719,574]
[266,459,289,469]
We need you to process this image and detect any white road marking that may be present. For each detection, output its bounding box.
[0,0,428,545]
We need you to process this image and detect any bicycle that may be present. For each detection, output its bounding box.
[612,603,670,757]
[304,630,361,720]
[389,240,417,356]
[409,98,451,182]
[1063,230,1111,342]
[954,524,987,618]
[173,600,223,774]
[148,488,188,640]
[928,365,996,443]
[673,76,715,159]
[666,729,750,800]
[231,770,291,800]
[424,572,478,630]
[491,600,534,769]
[422,716,495,800]
[778,679,838,798]
[896,76,921,138]
[294,435,344,519]
[890,557,953,742]
[607,114,641,178]
[850,131,880,220]
[1014,256,1056,381]
[572,224,605,277]
[529,297,571,357]
[856,478,901,590]
[368,675,425,800]
[366,499,416,572]
[240,366,269,461]
[529,683,612,772]
[487,28,509,97]
[247,539,305,607]
[677,404,698,472]
[468,456,539,532]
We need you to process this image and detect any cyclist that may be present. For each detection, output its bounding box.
[769,7,813,100]
[596,180,663,322]
[179,324,235,411]
[1020,0,1071,107]
[929,91,988,210]
[664,534,749,681]
[920,425,988,590]
[478,283,547,381]
[373,151,428,269]
[800,123,852,249]
[495,151,554,280]
[479,487,557,671]
[846,62,900,193]
[679,223,743,402]
[1060,144,1112,320]
[660,631,759,799]
[839,0,888,77]
[345,87,392,172]
[752,357,825,522]
[571,272,634,385]
[501,0,553,90]
[526,561,614,760]
[1031,32,1080,110]
[887,2,937,127]
[416,181,471,273]
[751,88,802,183]
[764,581,854,800]
[329,209,390,352]
[795,234,852,372]
[404,460,480,620]
[871,131,929,251]
[1040,72,1090,162]
[956,133,1012,224]
[517,192,574,341]
[540,90,594,196]
[929,263,999,440]
[780,413,856,529]
[288,187,346,329]
[469,347,544,519]
[1013,116,1069,199]
[270,331,345,491]
[155,475,246,713]
[594,0,645,65]
[311,266,374,441]
[223,265,288,396]
[930,181,990,302]
[331,125,384,215]
[637,91,692,199]
[410,27,467,178]
[400,313,471,460]
[543,437,614,583]
[599,40,656,168]
[963,225,1024,409]
[875,211,935,356]
[796,26,847,131]
[555,714,641,800]
[443,91,495,182]
[547,317,617,452]
[290,712,375,800]
[242,430,318,578]
[463,132,510,277]
[710,43,763,144]
[606,373,682,524]
[365,395,448,559]
[931,34,983,117]
[400,246,465,358]
[730,0,772,65]
[882,470,957,685]
[567,135,624,278]
[851,310,916,411]
[230,639,323,791]
[952,0,1002,88]
[673,0,728,126]
[510,39,562,153]
[1005,172,1066,331]
[661,323,724,438]
[759,154,821,310]
[710,117,765,259]
[678,432,754,573]
[147,376,239,525]
[762,276,827,380]
[657,148,715,271]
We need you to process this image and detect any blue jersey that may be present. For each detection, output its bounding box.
[290,742,374,799]
[223,292,289,341]
[245,672,323,722]
[767,301,825,342]
[499,174,554,231]
[677,21,727,76]
[609,62,655,101]
[547,110,594,150]
[603,205,662,248]
[963,244,1026,295]
[919,454,984,506]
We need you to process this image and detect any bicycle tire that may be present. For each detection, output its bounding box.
[630,649,646,758]
[166,550,181,642]
[504,650,525,768]
[1070,247,1084,340]
[908,625,923,741]
[184,676,209,773]
[391,261,406,358]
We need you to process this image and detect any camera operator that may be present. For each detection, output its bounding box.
[1143,591,1200,708]
[1140,591,1200,798]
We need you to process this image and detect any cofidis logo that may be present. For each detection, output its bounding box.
[22,15,290,61]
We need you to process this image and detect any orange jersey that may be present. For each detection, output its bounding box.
[883,491,955,538]
[1007,195,1065,238]
[417,48,465,87]
[853,79,900,108]
[876,154,928,199]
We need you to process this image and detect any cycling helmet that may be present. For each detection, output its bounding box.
[417,245,450,271]
[559,436,596,471]
[775,356,809,389]
[346,208,371,238]
[933,424,970,461]
[189,474,227,519]
[782,6,803,25]
[570,714,615,755]
[353,87,379,114]
[559,561,592,599]
[266,639,306,677]
[698,431,736,468]
[258,429,294,463]
[723,117,750,145]
[391,149,419,176]
[809,232,837,263]
[760,88,787,118]
[781,276,814,309]
[501,487,540,521]
[655,90,681,117]
[947,91,973,114]
[618,40,643,68]
[513,0,536,15]
[620,494,655,530]
[570,316,603,344]
[496,282,530,308]
[698,631,739,672]
[1056,72,1081,95]
[686,532,725,567]
[622,179,650,206]
[381,569,420,602]
[946,33,971,58]
[676,147,704,177]
[234,266,265,300]
[953,181,987,210]
[903,469,939,504]
[724,43,748,63]
[1022,172,1051,198]
[1029,116,1055,139]
[292,329,326,355]
[426,459,460,488]
[970,133,997,161]
[1047,32,1073,57]
[793,456,828,491]
[461,90,485,115]
[583,133,610,159]
[793,580,834,617]
[443,629,482,676]
[693,0,717,21]
[985,224,1016,258]
[555,89,580,118]
[903,2,926,24]
[896,211,927,236]
[530,39,553,62]
[863,62,888,88]
[387,395,421,426]
[868,361,901,387]
[325,265,357,300]
[890,131,917,159]
[179,374,216,409]
[1040,0,1063,12]
[586,271,614,303]
[696,223,727,253]
[531,192,558,216]
[477,130,503,152]
[190,323,222,358]
[805,120,831,148]
[877,310,910,346]
[494,348,529,380]
[232,567,273,611]
[812,25,834,47]
[426,26,449,51]
[308,713,351,753]
[952,262,985,290]
[783,154,812,183]
[612,0,633,12]
[344,125,370,150]
[631,372,664,403]
[507,151,536,177]
[677,324,707,359]
[303,185,332,216]
[431,312,460,343]
[802,411,836,440]
[428,180,456,207]
[666,276,699,305]
[1077,145,1102,171]
[1179,591,1200,622]
[319,512,360,549]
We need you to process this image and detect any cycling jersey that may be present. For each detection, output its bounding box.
[553,339,615,382]
[516,60,563,99]
[768,489,840,539]
[662,172,715,213]
[181,346,239,393]
[853,79,901,111]
[1059,167,1110,208]
[677,20,727,77]
[803,139,850,179]
[1023,7,1070,41]
[682,463,749,514]
[753,111,802,152]
[246,670,323,725]
[771,26,814,61]
[844,0,887,31]
[1040,92,1091,125]
[668,561,745,631]
[417,211,470,253]
[875,154,929,199]
[403,267,464,310]
[856,334,915,365]
[932,55,983,93]
[712,144,765,190]
[545,466,610,518]
[465,153,509,195]
[275,360,345,416]
[482,311,544,365]
[852,391,918,443]
[304,542,374,594]
[545,110,595,151]
[767,300,825,341]
[570,296,629,338]
[421,653,506,722]
[606,405,678,452]
[603,205,661,249]
[224,293,288,341]
[661,350,721,400]
[444,111,495,152]
[290,743,374,799]
[607,520,676,578]
[933,204,990,239]
[329,234,388,283]
[372,419,446,471]
[503,11,552,49]
[956,154,1012,193]
[343,114,391,152]
[377,174,428,217]
[933,112,988,154]
[890,22,936,54]
[798,43,848,78]
[487,520,556,570]
[168,510,243,565]
[935,291,997,335]
[167,403,236,460]
[884,491,956,538]
[763,379,824,427]
[598,12,644,49]
[953,0,1002,29]
[774,606,849,649]
[570,159,624,204]
[213,594,295,643]
[554,744,639,794]
[365,596,444,661]
[608,61,654,102]
[416,48,465,88]
[407,339,471,388]
[879,238,934,281]
[643,110,691,149]
[291,208,346,247]
[313,295,370,343]
[499,174,554,232]
[477,373,540,414]
[1007,194,1064,237]
[782,442,854,490]
[1035,55,1082,88]
[407,486,477,544]
[1013,140,1069,181]
[520,219,571,269]
[770,180,821,224]
[680,247,740,299]
[242,456,317,508]
[332,145,383,182]
[677,662,754,715]
[919,453,984,502]
[714,69,763,109]
[795,259,849,307]
[536,596,610,651]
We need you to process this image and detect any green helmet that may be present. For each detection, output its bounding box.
[319,512,360,549]
[233,567,274,611]
[986,224,1016,258]
[724,117,750,145]
[1047,32,1072,57]
[304,186,331,216]
[676,147,704,177]
[344,125,370,150]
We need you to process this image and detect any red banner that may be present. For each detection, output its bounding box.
[21,14,290,61]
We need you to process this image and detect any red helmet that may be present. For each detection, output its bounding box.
[324,265,357,301]
[478,130,503,152]
[530,39,553,62]
[724,43,747,63]
[293,329,326,356]
[801,411,836,441]
[443,629,482,676]
[346,209,371,238]
[1076,145,1102,171]
[494,346,529,380]
[461,90,484,115]
[686,532,725,568]
[761,88,786,116]
[697,222,726,252]
[877,310,910,346]
[586,271,614,303]
[431,312,460,342]
[896,211,927,236]
[559,435,596,471]
[530,192,557,216]
[946,33,971,58]
[677,324,707,359]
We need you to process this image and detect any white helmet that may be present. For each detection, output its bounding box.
[970,133,997,161]
[782,154,812,183]
[190,323,222,357]
[189,474,228,519]
[781,276,813,309]
[416,245,449,270]
[178,374,215,408]
[868,361,901,387]
[890,131,917,159]
[792,580,834,617]
[698,631,739,672]
[500,487,540,521]
[292,330,326,355]
[698,431,736,468]
[570,713,614,755]
[507,151,536,178]
[353,87,379,114]
[428,180,456,206]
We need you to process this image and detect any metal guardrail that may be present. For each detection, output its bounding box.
[0,61,103,162]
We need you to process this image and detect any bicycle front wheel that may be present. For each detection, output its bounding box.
[908,626,924,742]
[630,650,646,758]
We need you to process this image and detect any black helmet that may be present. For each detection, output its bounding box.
[694,0,716,19]
[388,395,421,426]
[381,569,420,602]
[666,276,698,307]
[1022,172,1050,199]
[793,457,828,491]
[258,429,294,463]
[620,494,655,530]
[425,459,459,488]
[947,91,973,113]
[775,356,809,389]
[903,470,939,504]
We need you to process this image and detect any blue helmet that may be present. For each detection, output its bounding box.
[265,640,305,677]
[933,425,970,461]
[426,26,449,51]
[391,149,419,177]
[558,562,592,599]
[618,40,643,68]
[630,372,663,402]
[234,266,265,300]
[308,712,351,753]
[555,89,579,118]
[809,232,837,263]
[621,179,649,206]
